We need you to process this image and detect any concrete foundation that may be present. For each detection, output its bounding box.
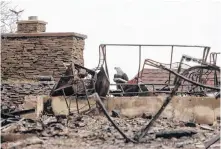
[31,95,220,124]
[104,96,220,124]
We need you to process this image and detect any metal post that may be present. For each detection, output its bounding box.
[199,47,210,85]
[103,45,109,79]
[81,79,91,110]
[169,46,174,84]
[204,47,210,62]
[202,47,206,62]
[173,56,184,85]
[137,46,142,84]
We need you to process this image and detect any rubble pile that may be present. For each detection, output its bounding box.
[1,81,55,107]
[1,114,220,149]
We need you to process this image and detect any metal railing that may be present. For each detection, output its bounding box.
[95,44,211,88]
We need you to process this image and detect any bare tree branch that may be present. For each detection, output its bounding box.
[1,1,24,33]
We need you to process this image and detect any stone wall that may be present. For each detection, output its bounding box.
[1,33,86,80]
[17,21,46,33]
[17,16,47,33]
[1,81,55,107]
[1,16,87,107]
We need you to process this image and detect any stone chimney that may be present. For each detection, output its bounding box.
[17,16,47,33]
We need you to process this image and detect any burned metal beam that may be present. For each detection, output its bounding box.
[134,78,181,141]
[100,44,209,48]
[92,93,137,143]
[132,58,220,141]
[2,108,35,118]
[204,134,220,149]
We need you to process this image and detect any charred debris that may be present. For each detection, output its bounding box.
[1,44,220,148]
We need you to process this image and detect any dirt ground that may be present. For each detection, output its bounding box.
[2,114,220,149]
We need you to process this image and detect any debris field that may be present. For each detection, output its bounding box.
[2,113,220,149]
[1,45,220,149]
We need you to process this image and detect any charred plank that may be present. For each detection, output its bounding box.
[155,129,197,139]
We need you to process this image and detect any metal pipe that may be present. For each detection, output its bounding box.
[135,78,181,141]
[81,79,91,110]
[163,66,220,91]
[103,45,110,79]
[93,93,137,143]
[137,45,142,84]
[109,90,208,95]
[204,47,210,62]
[140,60,146,81]
[100,44,209,48]
[76,96,79,114]
[109,83,191,86]
[202,47,206,62]
[169,46,174,84]
[62,89,70,115]
[199,47,209,84]
[173,56,185,85]
[204,134,220,149]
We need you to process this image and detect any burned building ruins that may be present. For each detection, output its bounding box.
[1,18,220,149]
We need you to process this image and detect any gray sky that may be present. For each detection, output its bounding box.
[11,0,221,83]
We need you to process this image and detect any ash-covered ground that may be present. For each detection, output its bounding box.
[2,113,220,149]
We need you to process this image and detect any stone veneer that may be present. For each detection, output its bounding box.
[1,81,55,107]
[17,20,47,33]
[17,16,47,33]
[1,16,87,81]
[1,17,87,107]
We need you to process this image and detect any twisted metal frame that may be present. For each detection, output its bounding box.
[49,44,220,145]
[95,44,211,96]
[95,60,220,143]
[50,63,97,115]
[90,44,220,144]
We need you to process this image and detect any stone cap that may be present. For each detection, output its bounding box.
[1,32,87,39]
[17,20,48,25]
[17,16,47,25]
[17,16,47,33]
